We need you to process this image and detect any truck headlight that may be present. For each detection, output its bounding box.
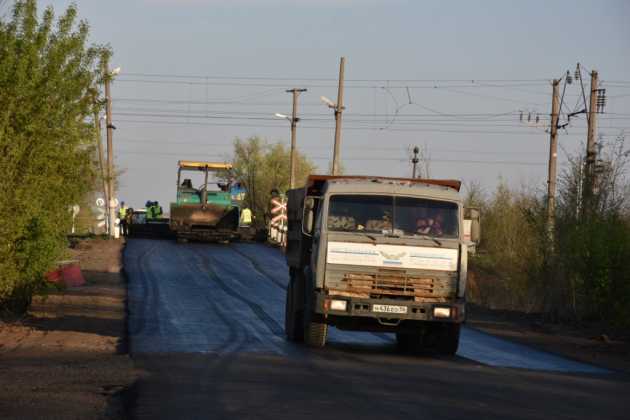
[433,307,451,318]
[330,299,347,311]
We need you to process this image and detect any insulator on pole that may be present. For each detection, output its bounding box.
[575,64,581,81]
[596,89,607,113]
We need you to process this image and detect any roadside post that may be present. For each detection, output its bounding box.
[269,195,288,247]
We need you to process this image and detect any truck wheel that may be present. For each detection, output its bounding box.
[304,312,327,348]
[285,279,304,342]
[428,323,461,356]
[302,290,327,347]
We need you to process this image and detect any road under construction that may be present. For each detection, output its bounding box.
[121,238,625,420]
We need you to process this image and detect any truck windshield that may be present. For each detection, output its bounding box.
[327,195,459,238]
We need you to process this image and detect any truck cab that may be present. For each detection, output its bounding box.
[285,175,477,354]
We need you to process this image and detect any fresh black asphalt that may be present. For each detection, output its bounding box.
[123,238,628,419]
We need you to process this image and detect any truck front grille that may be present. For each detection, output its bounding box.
[328,269,456,302]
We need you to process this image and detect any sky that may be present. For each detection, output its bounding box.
[31,0,630,208]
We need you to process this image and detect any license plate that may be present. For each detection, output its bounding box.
[372,304,408,314]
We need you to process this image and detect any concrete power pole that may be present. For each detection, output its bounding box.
[331,57,346,176]
[286,88,307,189]
[584,70,599,210]
[411,146,420,178]
[103,60,116,238]
[546,79,560,238]
[94,111,109,233]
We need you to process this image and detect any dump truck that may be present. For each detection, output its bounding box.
[169,161,240,242]
[285,175,479,354]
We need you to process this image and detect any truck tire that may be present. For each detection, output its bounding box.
[428,323,461,356]
[302,284,327,348]
[304,312,327,348]
[437,323,460,355]
[285,278,304,342]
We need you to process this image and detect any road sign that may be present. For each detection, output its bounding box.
[95,206,107,229]
[271,213,287,226]
[96,198,105,207]
[271,198,286,214]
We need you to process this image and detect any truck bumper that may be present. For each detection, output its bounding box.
[313,290,465,324]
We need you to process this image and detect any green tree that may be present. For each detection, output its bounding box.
[230,136,316,226]
[0,0,105,312]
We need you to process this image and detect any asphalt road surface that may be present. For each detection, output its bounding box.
[124,239,628,419]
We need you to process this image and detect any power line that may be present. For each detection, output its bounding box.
[114,110,547,126]
[115,150,548,166]
[116,78,548,89]
[116,138,548,156]
[114,103,524,118]
[121,72,551,83]
[114,118,563,135]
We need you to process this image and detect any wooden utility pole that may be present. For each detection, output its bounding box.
[547,79,560,237]
[411,146,420,178]
[103,59,116,238]
[286,88,307,189]
[331,57,345,176]
[584,70,599,209]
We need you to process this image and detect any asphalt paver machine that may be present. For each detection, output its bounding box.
[169,161,240,242]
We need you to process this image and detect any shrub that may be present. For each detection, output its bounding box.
[0,1,105,313]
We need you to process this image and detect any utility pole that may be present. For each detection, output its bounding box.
[583,70,599,212]
[546,79,560,239]
[103,59,116,238]
[331,56,345,176]
[286,88,307,189]
[411,146,420,178]
[94,111,109,233]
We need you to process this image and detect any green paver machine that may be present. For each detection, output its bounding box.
[169,160,240,242]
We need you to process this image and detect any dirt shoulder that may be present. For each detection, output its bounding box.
[0,238,137,420]
[467,303,630,374]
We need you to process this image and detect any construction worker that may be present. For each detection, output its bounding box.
[145,200,154,221]
[152,201,163,219]
[240,207,253,227]
[118,202,129,236]
[145,201,163,221]
[126,207,134,236]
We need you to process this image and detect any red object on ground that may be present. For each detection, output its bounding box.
[60,263,85,287]
[45,269,63,283]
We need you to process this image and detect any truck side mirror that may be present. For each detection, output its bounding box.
[304,209,314,235]
[303,197,315,235]
[464,207,481,244]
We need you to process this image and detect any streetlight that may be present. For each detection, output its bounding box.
[276,88,307,189]
[320,95,345,176]
[320,96,336,109]
[323,57,346,176]
[274,110,301,189]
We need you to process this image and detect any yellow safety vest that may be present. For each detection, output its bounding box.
[240,208,252,224]
[119,206,127,218]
